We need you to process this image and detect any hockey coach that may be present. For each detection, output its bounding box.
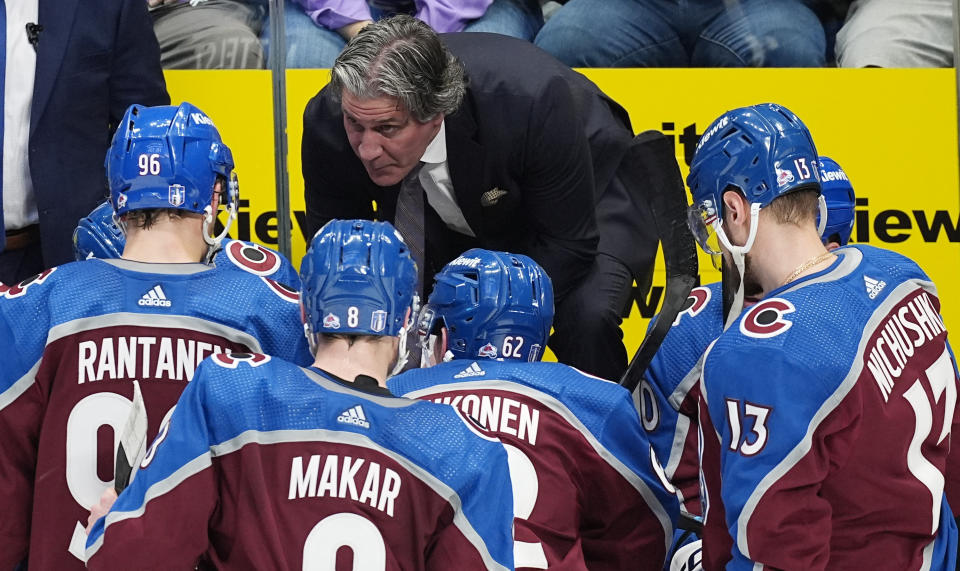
[302,14,668,381]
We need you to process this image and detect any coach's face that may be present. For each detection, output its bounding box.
[341,90,443,187]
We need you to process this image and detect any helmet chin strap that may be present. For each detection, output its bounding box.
[715,202,761,330]
[418,334,456,368]
[113,212,128,237]
[388,299,419,378]
[303,322,318,357]
[202,174,239,263]
[420,334,437,368]
[816,194,828,237]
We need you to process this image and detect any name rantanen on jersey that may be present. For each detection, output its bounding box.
[77,336,233,383]
[288,454,402,516]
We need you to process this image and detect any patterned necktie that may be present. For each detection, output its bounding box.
[0,0,7,253]
[394,162,426,299]
[394,162,425,369]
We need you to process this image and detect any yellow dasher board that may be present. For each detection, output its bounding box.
[166,68,960,359]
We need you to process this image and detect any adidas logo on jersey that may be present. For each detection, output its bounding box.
[454,362,486,379]
[138,285,171,307]
[864,275,887,299]
[337,405,370,429]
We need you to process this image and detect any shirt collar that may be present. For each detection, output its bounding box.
[419,120,447,164]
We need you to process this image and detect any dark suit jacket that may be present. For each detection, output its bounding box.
[302,33,655,299]
[26,0,169,267]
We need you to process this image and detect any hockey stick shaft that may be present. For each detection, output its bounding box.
[619,131,699,393]
[114,380,147,494]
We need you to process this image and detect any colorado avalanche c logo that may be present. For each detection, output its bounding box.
[212,352,271,369]
[674,286,712,326]
[3,268,56,299]
[261,277,299,303]
[740,298,796,339]
[225,240,282,277]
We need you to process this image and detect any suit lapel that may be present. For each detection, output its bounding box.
[444,102,486,238]
[32,0,80,136]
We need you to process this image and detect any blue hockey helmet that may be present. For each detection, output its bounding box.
[73,200,126,260]
[300,219,417,340]
[105,103,238,251]
[817,156,856,246]
[686,103,821,262]
[418,248,554,362]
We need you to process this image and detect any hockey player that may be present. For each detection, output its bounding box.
[817,155,856,251]
[642,154,858,517]
[388,248,679,570]
[74,199,302,288]
[687,103,959,569]
[0,102,312,570]
[85,219,515,570]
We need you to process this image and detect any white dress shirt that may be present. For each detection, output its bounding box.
[3,0,40,231]
[417,121,475,237]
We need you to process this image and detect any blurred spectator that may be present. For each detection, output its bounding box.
[263,0,544,68]
[836,0,954,67]
[149,0,266,68]
[0,0,169,284]
[534,0,826,67]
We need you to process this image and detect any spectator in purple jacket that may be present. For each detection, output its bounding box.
[150,0,542,70]
[263,0,544,68]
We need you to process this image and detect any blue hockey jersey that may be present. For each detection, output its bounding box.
[389,359,679,570]
[643,282,722,515]
[699,245,960,570]
[85,356,514,570]
[0,258,312,570]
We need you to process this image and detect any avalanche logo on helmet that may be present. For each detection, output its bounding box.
[478,343,498,358]
[775,164,795,188]
[323,313,341,329]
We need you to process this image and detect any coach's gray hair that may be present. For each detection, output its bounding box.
[329,15,466,123]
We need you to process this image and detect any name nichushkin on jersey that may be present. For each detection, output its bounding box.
[866,290,947,402]
[77,337,233,383]
[288,454,401,516]
[431,393,540,446]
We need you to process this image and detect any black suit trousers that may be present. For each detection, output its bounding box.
[549,252,635,381]
[0,242,44,285]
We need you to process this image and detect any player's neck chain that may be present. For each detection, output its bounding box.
[782,251,835,286]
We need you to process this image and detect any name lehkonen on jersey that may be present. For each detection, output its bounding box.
[288,454,401,516]
[432,392,540,446]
